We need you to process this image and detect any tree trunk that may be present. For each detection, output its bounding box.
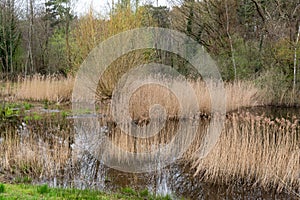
[9,0,14,74]
[293,25,300,92]
[225,0,237,80]
[65,14,71,72]
[26,0,34,74]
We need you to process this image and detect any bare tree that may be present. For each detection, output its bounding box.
[225,0,236,80]
[24,0,35,74]
[293,24,300,92]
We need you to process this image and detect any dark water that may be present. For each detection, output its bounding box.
[234,106,299,120]
[64,106,300,199]
[48,156,298,199]
[1,105,299,199]
[103,164,298,199]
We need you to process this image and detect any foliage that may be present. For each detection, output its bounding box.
[47,30,68,74]
[217,35,262,80]
[0,0,299,103]
[142,5,170,27]
[45,0,73,28]
[170,0,299,87]
[23,102,32,110]
[71,3,156,99]
[254,68,298,105]
[0,0,22,74]
[0,103,21,123]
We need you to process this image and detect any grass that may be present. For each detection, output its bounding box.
[0,184,4,193]
[37,184,49,194]
[14,176,32,184]
[121,187,138,196]
[0,184,172,200]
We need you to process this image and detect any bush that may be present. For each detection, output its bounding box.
[254,69,293,105]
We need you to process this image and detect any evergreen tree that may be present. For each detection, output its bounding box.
[0,0,21,74]
[45,0,74,75]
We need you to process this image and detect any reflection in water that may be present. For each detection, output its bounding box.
[0,107,299,199]
[234,106,300,120]
[70,108,299,199]
[57,157,295,199]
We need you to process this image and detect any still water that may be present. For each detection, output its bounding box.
[1,105,299,199]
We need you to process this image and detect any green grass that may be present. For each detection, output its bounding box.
[37,184,49,194]
[121,187,138,196]
[0,184,4,193]
[0,184,174,200]
[14,176,32,184]
[23,102,33,110]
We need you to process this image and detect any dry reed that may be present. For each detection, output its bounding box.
[84,110,299,192]
[1,108,298,193]
[191,112,300,192]
[0,116,73,181]
[0,75,74,102]
[1,73,262,112]
[116,77,262,120]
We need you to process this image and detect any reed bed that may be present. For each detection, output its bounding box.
[190,112,300,193]
[104,77,262,120]
[191,80,261,112]
[1,73,262,112]
[82,110,299,192]
[0,115,73,182]
[0,109,299,193]
[0,75,74,102]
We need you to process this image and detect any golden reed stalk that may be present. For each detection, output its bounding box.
[190,112,299,192]
[0,75,73,102]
